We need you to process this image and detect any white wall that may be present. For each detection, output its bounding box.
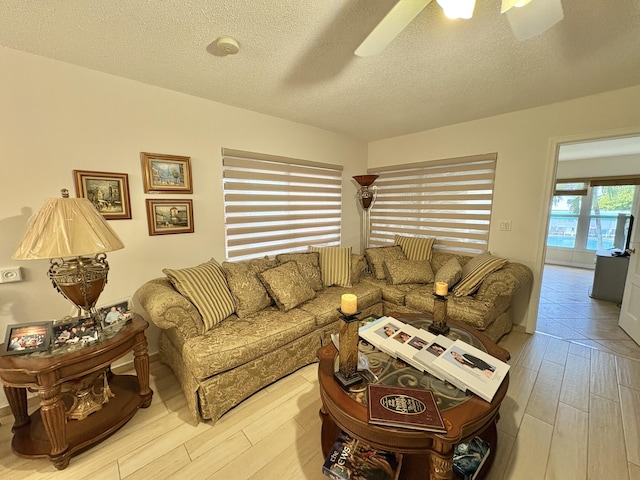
[0,47,367,408]
[368,85,640,332]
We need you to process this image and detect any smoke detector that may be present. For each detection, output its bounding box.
[214,36,240,56]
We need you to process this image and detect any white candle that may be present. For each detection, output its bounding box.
[341,294,358,315]
[435,282,448,296]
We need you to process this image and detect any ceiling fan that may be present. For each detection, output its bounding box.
[355,0,564,57]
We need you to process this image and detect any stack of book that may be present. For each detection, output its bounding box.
[359,316,510,403]
[322,431,402,480]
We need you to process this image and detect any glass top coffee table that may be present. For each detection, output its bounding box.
[317,313,510,480]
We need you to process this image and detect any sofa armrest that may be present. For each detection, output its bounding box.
[474,262,533,304]
[135,277,204,339]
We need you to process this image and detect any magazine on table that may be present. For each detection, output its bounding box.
[432,339,510,402]
[453,436,491,479]
[322,431,402,480]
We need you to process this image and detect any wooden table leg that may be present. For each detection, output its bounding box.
[36,380,69,469]
[133,332,153,407]
[429,438,454,480]
[4,386,29,431]
[319,403,341,458]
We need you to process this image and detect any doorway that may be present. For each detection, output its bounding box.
[537,135,640,351]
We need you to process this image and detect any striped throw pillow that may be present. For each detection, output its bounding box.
[163,259,235,331]
[308,246,352,287]
[453,253,508,297]
[394,235,436,261]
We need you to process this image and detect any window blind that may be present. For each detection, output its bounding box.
[222,148,343,261]
[368,153,497,254]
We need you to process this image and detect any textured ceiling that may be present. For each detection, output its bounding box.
[1,0,640,141]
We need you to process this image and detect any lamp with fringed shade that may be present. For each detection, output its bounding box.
[12,189,124,320]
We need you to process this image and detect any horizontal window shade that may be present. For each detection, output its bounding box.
[222,149,342,261]
[558,176,640,188]
[369,154,497,255]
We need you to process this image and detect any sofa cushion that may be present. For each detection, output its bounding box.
[404,284,506,330]
[299,282,382,327]
[453,253,508,297]
[394,235,436,261]
[351,254,367,285]
[364,245,406,280]
[434,258,463,287]
[181,307,318,379]
[222,258,278,318]
[275,252,323,291]
[259,261,316,311]
[383,258,434,285]
[308,246,352,287]
[162,259,235,331]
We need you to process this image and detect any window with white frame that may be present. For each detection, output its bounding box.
[548,176,639,251]
[368,153,497,254]
[222,148,343,261]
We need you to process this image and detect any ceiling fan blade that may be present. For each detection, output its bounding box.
[355,0,433,57]
[506,0,564,41]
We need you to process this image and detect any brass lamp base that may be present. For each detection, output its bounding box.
[48,254,109,315]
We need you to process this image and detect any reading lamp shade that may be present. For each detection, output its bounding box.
[13,189,124,316]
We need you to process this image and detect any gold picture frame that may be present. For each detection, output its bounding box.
[146,199,194,235]
[140,152,193,193]
[73,170,132,220]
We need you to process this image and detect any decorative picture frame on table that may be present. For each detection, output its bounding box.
[96,298,133,329]
[146,199,194,236]
[140,152,193,193]
[52,317,99,349]
[73,170,132,220]
[3,321,53,355]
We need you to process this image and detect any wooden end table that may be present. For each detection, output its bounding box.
[317,314,510,480]
[0,315,153,470]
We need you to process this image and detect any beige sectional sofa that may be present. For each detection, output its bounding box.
[134,241,532,424]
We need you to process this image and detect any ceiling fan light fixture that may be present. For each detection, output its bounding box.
[501,0,533,14]
[436,0,476,20]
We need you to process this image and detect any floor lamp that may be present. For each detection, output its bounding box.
[353,175,378,253]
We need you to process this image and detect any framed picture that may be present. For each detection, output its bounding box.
[96,299,132,329]
[73,170,132,220]
[3,322,52,355]
[52,317,99,348]
[146,199,194,235]
[140,152,193,193]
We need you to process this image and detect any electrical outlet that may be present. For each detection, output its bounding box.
[0,267,22,283]
[499,220,512,231]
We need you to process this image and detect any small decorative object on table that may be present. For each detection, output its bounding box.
[334,294,363,388]
[429,281,450,335]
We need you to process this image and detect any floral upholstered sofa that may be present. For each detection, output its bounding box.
[134,248,382,424]
[134,238,532,424]
[362,238,533,343]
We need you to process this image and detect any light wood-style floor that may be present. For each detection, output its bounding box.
[1,264,639,479]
